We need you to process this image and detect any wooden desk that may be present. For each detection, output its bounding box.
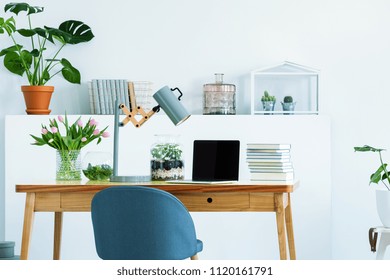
[16,181,298,260]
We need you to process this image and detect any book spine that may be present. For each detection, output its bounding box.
[87,81,95,114]
[105,80,112,114]
[110,80,117,112]
[247,144,291,150]
[91,79,101,114]
[97,79,106,114]
[122,79,130,110]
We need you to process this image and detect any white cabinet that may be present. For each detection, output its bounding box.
[251,61,319,115]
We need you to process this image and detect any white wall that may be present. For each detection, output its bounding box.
[1,0,390,259]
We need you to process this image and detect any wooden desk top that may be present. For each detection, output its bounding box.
[16,180,298,193]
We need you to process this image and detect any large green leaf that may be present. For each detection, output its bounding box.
[0,44,23,56]
[41,68,50,83]
[3,50,32,76]
[370,164,388,184]
[44,26,71,44]
[17,27,50,41]
[0,16,16,35]
[354,145,385,152]
[58,20,94,44]
[60,58,80,84]
[4,3,44,15]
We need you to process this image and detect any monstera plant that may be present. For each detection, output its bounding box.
[0,2,94,114]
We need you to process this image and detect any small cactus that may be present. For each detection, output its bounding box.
[261,90,276,102]
[283,96,293,103]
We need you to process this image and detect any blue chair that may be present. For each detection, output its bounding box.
[91,186,203,260]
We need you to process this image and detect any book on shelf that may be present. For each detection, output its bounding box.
[247,155,291,159]
[248,167,294,173]
[87,81,95,114]
[247,158,291,163]
[249,180,295,184]
[247,143,291,150]
[91,80,101,114]
[247,151,290,156]
[247,161,293,166]
[246,149,291,153]
[89,79,133,114]
[250,172,294,180]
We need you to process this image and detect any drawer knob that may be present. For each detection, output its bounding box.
[207,197,213,203]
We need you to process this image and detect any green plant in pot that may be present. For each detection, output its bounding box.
[261,90,276,114]
[151,139,184,181]
[0,2,94,114]
[354,145,390,227]
[281,95,296,114]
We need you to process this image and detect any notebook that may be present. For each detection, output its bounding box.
[167,140,240,184]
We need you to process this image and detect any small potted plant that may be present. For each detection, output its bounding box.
[150,135,184,181]
[0,2,94,114]
[281,96,296,114]
[355,145,390,227]
[261,90,276,114]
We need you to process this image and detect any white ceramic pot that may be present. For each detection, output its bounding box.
[376,189,390,227]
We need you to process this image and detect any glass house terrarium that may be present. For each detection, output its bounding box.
[251,61,319,115]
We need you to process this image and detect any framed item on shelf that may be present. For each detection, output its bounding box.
[250,61,319,115]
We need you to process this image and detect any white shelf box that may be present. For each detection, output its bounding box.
[251,61,319,115]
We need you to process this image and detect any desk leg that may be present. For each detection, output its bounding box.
[275,193,287,260]
[285,193,296,260]
[53,212,63,260]
[20,193,36,260]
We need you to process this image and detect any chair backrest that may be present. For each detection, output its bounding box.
[91,186,199,260]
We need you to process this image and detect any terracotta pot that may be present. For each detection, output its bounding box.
[21,85,54,115]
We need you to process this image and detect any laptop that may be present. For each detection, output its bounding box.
[167,140,240,184]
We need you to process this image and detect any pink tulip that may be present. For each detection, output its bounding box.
[102,131,110,138]
[77,120,83,127]
[51,127,58,133]
[57,115,64,123]
[89,119,98,126]
[81,137,87,142]
[41,128,48,135]
[93,129,100,135]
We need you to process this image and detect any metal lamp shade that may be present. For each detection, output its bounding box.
[153,86,191,125]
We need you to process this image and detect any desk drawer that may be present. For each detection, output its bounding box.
[60,193,95,211]
[174,192,249,211]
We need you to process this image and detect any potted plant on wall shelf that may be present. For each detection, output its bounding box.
[261,90,276,115]
[355,145,390,227]
[281,95,296,115]
[0,2,94,114]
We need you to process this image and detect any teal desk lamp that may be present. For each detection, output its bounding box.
[111,85,190,182]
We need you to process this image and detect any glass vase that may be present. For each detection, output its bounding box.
[150,134,184,181]
[82,151,113,181]
[56,150,82,181]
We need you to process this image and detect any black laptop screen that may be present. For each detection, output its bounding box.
[192,140,240,181]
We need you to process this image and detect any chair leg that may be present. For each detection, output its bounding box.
[190,254,199,260]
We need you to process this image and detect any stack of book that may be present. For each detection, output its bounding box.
[246,143,294,183]
[88,79,154,114]
[88,79,130,114]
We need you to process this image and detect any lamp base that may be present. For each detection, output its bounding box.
[110,175,151,182]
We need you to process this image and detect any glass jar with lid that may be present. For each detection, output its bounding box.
[203,73,236,115]
[150,134,184,181]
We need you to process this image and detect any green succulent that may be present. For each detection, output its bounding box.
[283,96,293,103]
[261,90,276,102]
